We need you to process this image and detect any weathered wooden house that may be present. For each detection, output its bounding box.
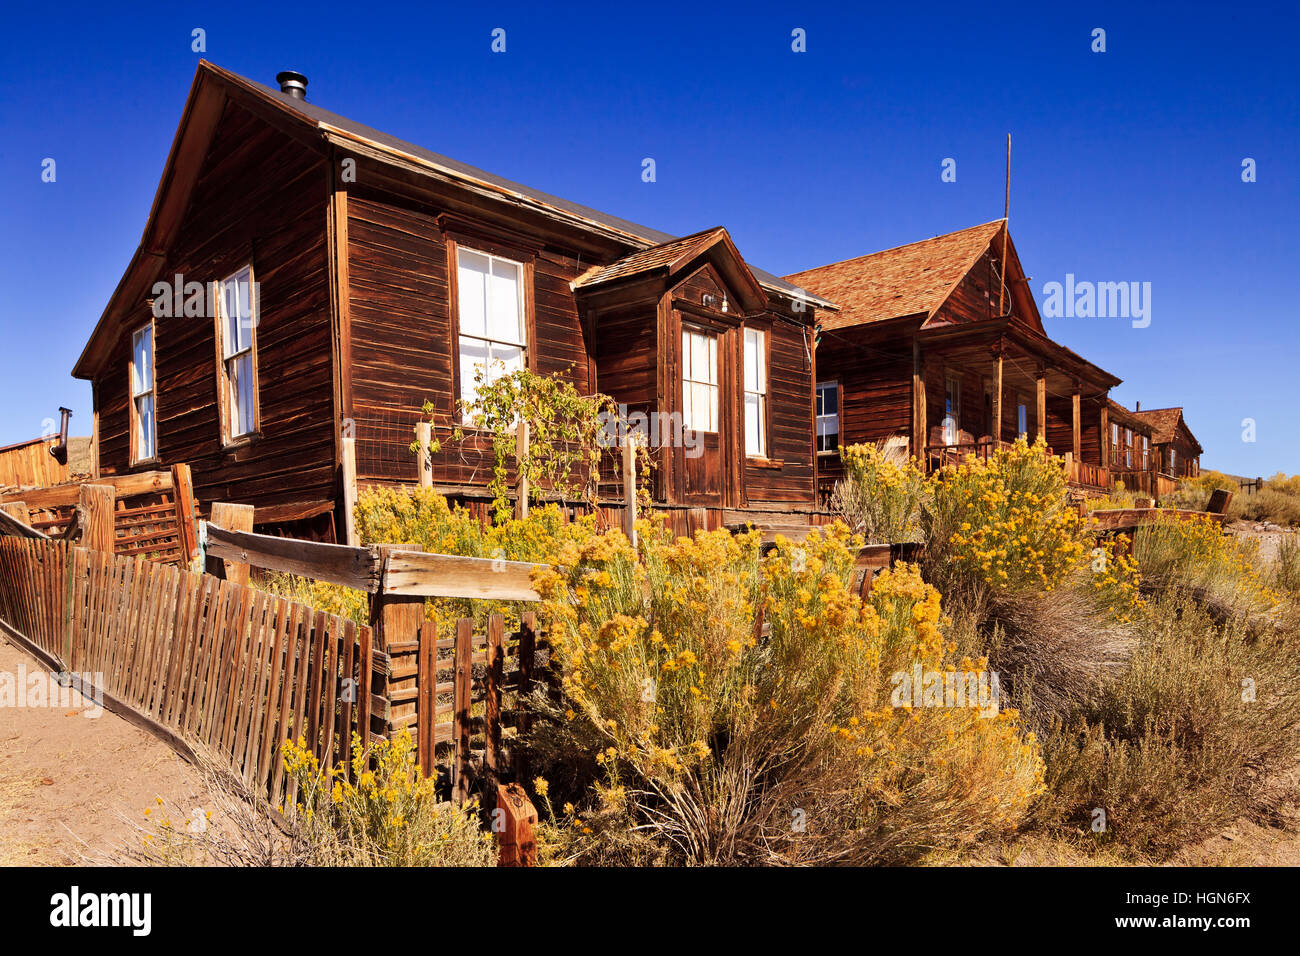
[785,221,1122,500]
[72,62,835,542]
[1130,406,1202,480]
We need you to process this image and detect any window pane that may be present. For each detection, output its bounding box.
[745,393,763,456]
[136,394,155,459]
[459,336,489,407]
[457,250,490,338]
[744,329,761,393]
[822,383,838,415]
[690,332,707,383]
[488,259,522,343]
[132,327,152,393]
[229,353,255,436]
[490,343,524,377]
[707,336,717,385]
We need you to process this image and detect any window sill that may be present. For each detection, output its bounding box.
[816,449,839,458]
[222,432,262,454]
[747,456,784,470]
[130,457,161,469]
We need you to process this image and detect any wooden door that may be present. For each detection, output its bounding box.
[678,324,725,504]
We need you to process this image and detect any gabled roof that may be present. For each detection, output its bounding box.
[74,62,832,378]
[782,220,1005,331]
[571,226,767,313]
[1106,399,1153,435]
[1131,407,1203,453]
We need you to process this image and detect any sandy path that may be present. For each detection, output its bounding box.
[0,636,216,865]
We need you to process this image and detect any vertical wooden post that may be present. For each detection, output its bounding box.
[991,349,1003,446]
[368,544,425,741]
[171,463,199,564]
[484,614,504,792]
[415,421,433,489]
[514,611,536,782]
[205,502,254,587]
[417,620,437,778]
[495,783,538,867]
[453,617,473,804]
[514,422,529,520]
[1035,366,1047,442]
[341,433,358,546]
[78,484,116,554]
[1071,388,1082,462]
[912,339,927,466]
[621,435,637,546]
[1099,404,1110,469]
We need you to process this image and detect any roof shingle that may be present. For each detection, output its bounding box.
[782,220,1004,330]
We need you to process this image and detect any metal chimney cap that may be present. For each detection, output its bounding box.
[276,71,308,100]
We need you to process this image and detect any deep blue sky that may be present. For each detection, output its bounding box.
[1,1,1296,474]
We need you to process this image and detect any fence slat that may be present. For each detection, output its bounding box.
[454,618,473,804]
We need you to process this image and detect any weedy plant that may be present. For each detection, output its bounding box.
[529,521,1043,865]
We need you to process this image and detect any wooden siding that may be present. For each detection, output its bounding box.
[95,100,335,517]
[346,186,594,488]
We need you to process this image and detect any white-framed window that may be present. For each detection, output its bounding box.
[130,323,156,463]
[743,327,767,457]
[1124,427,1133,468]
[943,376,961,445]
[1016,395,1029,437]
[1111,422,1119,466]
[216,264,258,441]
[681,328,718,432]
[1142,435,1150,470]
[816,381,839,454]
[456,247,526,419]
[1169,447,1176,474]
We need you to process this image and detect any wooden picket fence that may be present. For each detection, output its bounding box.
[0,526,549,812]
[0,537,371,809]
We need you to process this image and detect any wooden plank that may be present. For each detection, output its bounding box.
[381,550,542,601]
[1088,507,1229,533]
[205,522,380,592]
[256,597,292,792]
[171,463,199,564]
[341,434,358,547]
[0,471,174,511]
[417,620,436,778]
[484,614,504,792]
[495,783,538,867]
[622,435,637,546]
[453,617,472,804]
[205,504,255,587]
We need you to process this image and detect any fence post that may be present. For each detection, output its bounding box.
[622,435,637,546]
[341,433,358,546]
[417,620,437,778]
[514,611,536,782]
[368,544,425,743]
[206,502,254,587]
[453,617,473,804]
[171,463,199,564]
[78,484,115,554]
[495,783,538,866]
[415,421,433,489]
[485,614,504,793]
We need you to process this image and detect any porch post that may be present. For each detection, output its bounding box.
[1071,385,1082,461]
[1035,365,1046,442]
[991,347,1003,445]
[1099,403,1110,469]
[912,338,927,463]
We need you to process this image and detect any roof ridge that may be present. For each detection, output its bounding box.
[784,218,1005,281]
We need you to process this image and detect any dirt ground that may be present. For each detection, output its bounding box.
[0,636,217,866]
